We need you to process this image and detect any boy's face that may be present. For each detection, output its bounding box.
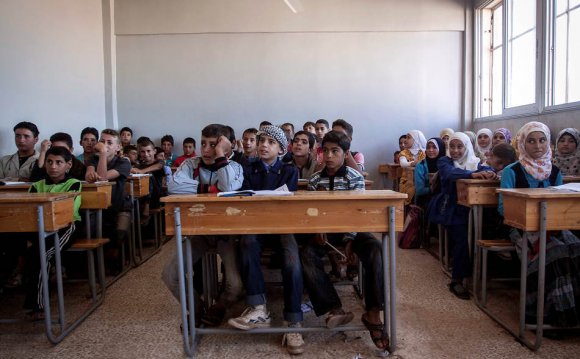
[81,134,97,153]
[162,141,173,155]
[45,154,72,183]
[126,150,138,164]
[242,133,257,155]
[557,134,577,155]
[524,131,548,159]
[14,128,38,153]
[487,152,508,172]
[425,141,439,159]
[304,125,316,134]
[477,133,491,148]
[155,152,165,161]
[292,134,311,156]
[323,141,346,173]
[258,134,282,164]
[282,125,294,140]
[120,131,132,145]
[315,123,329,141]
[448,139,465,161]
[183,143,195,156]
[200,136,219,165]
[99,133,121,158]
[139,145,156,164]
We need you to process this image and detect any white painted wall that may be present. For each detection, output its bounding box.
[115,0,466,185]
[0,0,106,156]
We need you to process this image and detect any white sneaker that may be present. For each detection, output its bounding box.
[282,332,305,355]
[227,305,271,330]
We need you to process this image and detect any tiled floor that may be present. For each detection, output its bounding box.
[1,240,579,359]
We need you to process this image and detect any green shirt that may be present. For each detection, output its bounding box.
[29,177,82,222]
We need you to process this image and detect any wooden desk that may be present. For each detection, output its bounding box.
[379,163,402,190]
[125,175,153,266]
[563,175,580,183]
[483,188,580,350]
[162,190,406,357]
[0,181,113,207]
[297,179,374,190]
[125,174,150,198]
[0,193,104,344]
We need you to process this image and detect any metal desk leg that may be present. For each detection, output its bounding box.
[384,205,397,350]
[533,201,548,349]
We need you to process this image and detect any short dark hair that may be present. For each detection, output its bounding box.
[120,127,133,136]
[138,138,155,149]
[303,121,315,130]
[49,132,74,149]
[101,129,120,140]
[332,119,354,139]
[282,123,294,131]
[136,136,151,146]
[183,137,196,146]
[123,144,137,154]
[14,121,39,138]
[45,146,72,163]
[399,134,406,141]
[293,130,316,149]
[154,146,163,154]
[315,119,329,128]
[80,127,99,141]
[492,143,517,164]
[322,130,351,152]
[259,121,272,128]
[224,126,236,143]
[161,134,174,146]
[243,128,258,137]
[201,124,226,139]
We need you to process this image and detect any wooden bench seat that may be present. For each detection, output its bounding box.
[476,239,514,248]
[68,238,110,250]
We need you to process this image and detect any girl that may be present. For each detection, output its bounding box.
[399,130,427,205]
[492,128,512,147]
[428,133,495,299]
[553,128,579,176]
[25,146,81,319]
[499,121,580,327]
[414,137,445,205]
[393,134,406,164]
[475,128,493,162]
[439,128,455,151]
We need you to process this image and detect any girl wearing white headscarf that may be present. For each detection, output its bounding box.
[499,121,580,327]
[475,128,493,162]
[427,131,494,299]
[553,127,580,176]
[398,130,427,204]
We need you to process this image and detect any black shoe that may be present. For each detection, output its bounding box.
[449,282,470,300]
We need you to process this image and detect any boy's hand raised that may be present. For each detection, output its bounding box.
[93,142,107,154]
[40,139,51,153]
[214,135,231,158]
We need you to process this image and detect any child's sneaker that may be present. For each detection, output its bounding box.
[227,305,271,330]
[282,332,305,355]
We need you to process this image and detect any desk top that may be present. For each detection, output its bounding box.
[0,193,77,232]
[0,192,77,203]
[563,176,580,183]
[457,179,500,185]
[497,188,580,199]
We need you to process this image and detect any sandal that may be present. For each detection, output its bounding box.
[361,314,389,350]
[201,302,226,326]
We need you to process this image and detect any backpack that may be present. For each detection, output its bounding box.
[398,204,423,249]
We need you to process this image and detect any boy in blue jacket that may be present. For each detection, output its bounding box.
[227,125,303,355]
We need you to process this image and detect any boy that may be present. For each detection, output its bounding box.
[286,130,320,180]
[77,127,99,166]
[132,139,165,216]
[0,121,40,181]
[281,122,295,153]
[161,134,177,166]
[302,131,389,351]
[85,129,132,266]
[119,127,133,147]
[123,144,139,166]
[239,128,258,164]
[162,124,244,326]
[314,119,330,164]
[259,121,272,130]
[332,119,365,174]
[227,125,303,355]
[30,132,86,181]
[302,121,316,135]
[173,137,196,167]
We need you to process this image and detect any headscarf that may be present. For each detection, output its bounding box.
[408,130,427,157]
[426,137,446,173]
[475,128,493,155]
[439,128,455,140]
[553,128,580,175]
[257,125,289,156]
[517,122,552,181]
[464,131,477,149]
[494,128,512,145]
[448,132,480,170]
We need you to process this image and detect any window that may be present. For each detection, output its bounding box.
[475,0,580,120]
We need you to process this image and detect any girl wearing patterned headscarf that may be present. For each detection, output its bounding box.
[427,132,495,300]
[398,130,427,205]
[499,121,580,327]
[414,137,445,203]
[475,128,493,162]
[492,128,512,147]
[553,127,580,176]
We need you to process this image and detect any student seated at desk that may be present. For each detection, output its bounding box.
[162,124,244,326]
[302,130,389,351]
[227,125,303,355]
[499,121,580,327]
[285,130,320,180]
[393,134,406,164]
[30,132,86,182]
[85,129,132,269]
[172,137,196,168]
[332,119,364,174]
[23,146,82,320]
[122,144,139,167]
[553,127,579,176]
[399,130,427,205]
[428,132,496,300]
[492,128,513,148]
[414,137,445,206]
[0,121,40,182]
[475,128,493,163]
[131,139,165,222]
[77,127,99,166]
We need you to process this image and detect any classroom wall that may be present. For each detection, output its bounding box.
[114,0,467,184]
[0,0,107,157]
